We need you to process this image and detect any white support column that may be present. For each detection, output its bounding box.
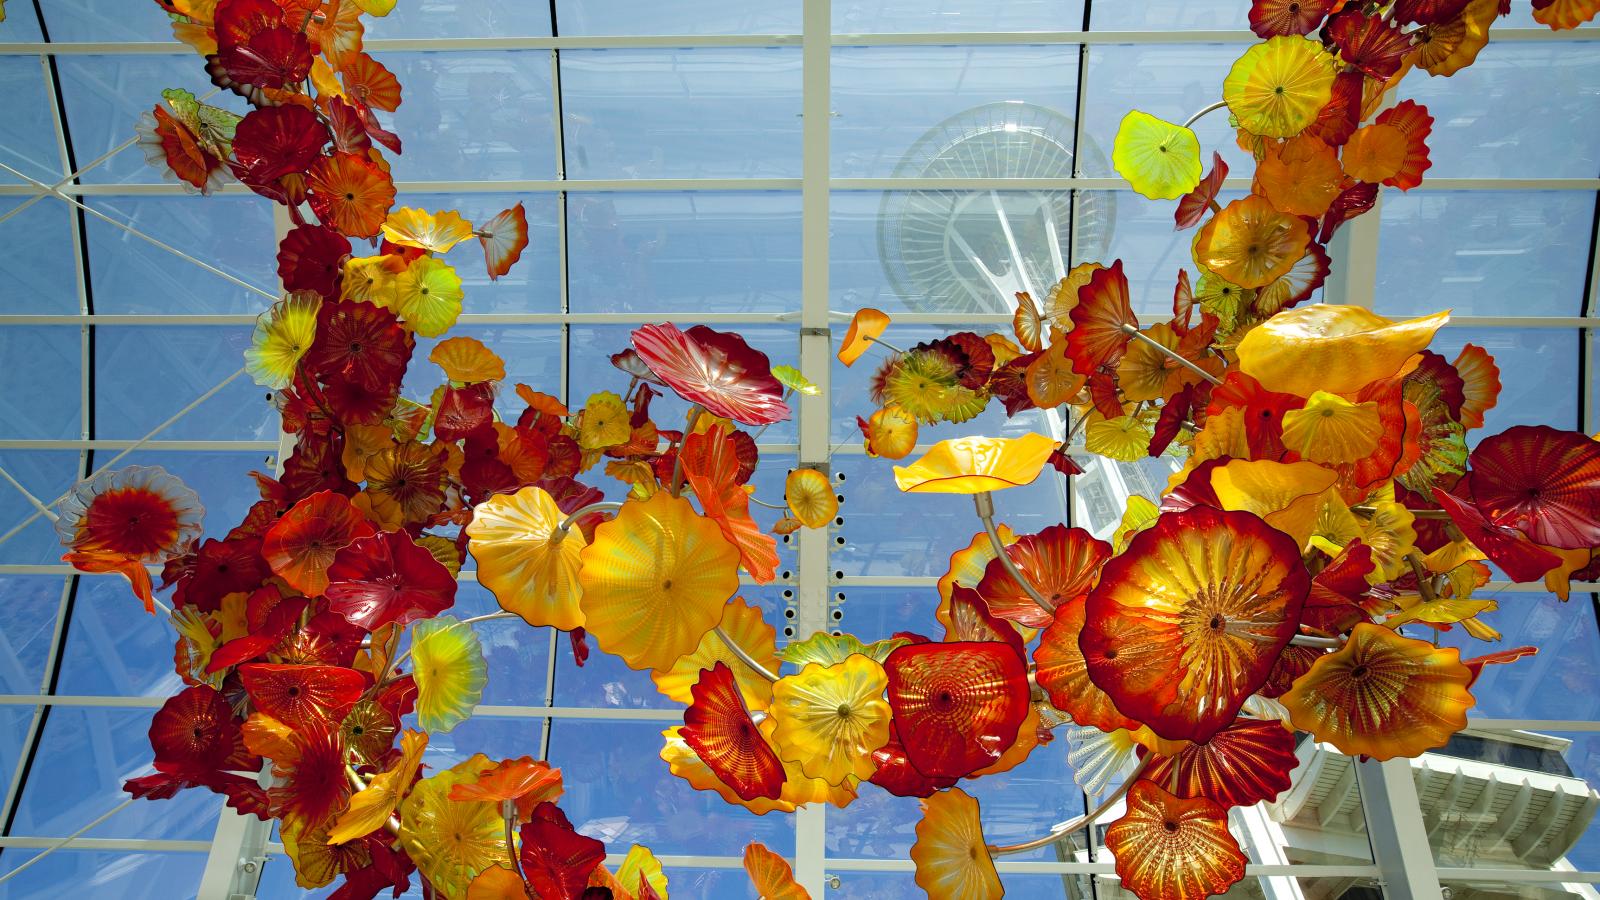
[1356,758,1444,899]
[793,0,833,894]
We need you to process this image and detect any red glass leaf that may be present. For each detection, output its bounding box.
[1065,260,1138,375]
[240,663,365,730]
[148,684,258,774]
[869,721,958,798]
[324,530,457,630]
[1324,10,1413,79]
[1433,488,1562,583]
[975,524,1110,628]
[631,323,790,426]
[262,490,376,596]
[1141,717,1298,808]
[1175,153,1228,230]
[682,662,785,802]
[520,801,606,899]
[277,224,350,299]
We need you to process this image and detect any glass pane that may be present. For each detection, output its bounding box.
[2,2,45,41]
[364,0,551,39]
[394,192,561,315]
[832,46,1082,178]
[0,197,79,315]
[1374,191,1596,319]
[0,326,81,441]
[54,575,188,697]
[1399,43,1600,180]
[37,0,174,42]
[560,49,803,179]
[1429,327,1581,437]
[543,719,793,856]
[567,191,802,314]
[93,327,276,442]
[836,0,1085,33]
[382,51,557,183]
[0,576,62,694]
[0,450,81,566]
[0,56,61,185]
[1427,729,1600,874]
[557,0,800,35]
[1092,0,1250,29]
[9,706,221,840]
[85,195,276,316]
[833,188,1120,316]
[0,850,206,900]
[1441,592,1600,722]
[55,54,228,187]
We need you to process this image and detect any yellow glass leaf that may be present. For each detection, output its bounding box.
[430,336,506,384]
[1361,498,1418,584]
[893,434,1055,494]
[245,292,321,390]
[1190,404,1251,464]
[911,788,1002,900]
[1044,263,1102,327]
[399,754,508,899]
[394,257,464,338]
[1423,539,1486,575]
[1281,391,1382,464]
[1085,413,1152,463]
[1387,597,1498,628]
[785,468,838,529]
[342,255,397,304]
[1236,305,1449,398]
[281,817,370,889]
[743,843,812,900]
[652,596,778,710]
[354,0,397,13]
[1223,35,1337,138]
[935,526,1016,631]
[466,485,587,631]
[577,391,631,451]
[1112,110,1204,200]
[578,492,740,670]
[326,729,427,845]
[1112,495,1160,554]
[381,207,475,253]
[1116,323,1187,403]
[863,404,919,460]
[616,845,669,899]
[1210,459,1339,550]
[770,655,891,786]
[412,616,487,734]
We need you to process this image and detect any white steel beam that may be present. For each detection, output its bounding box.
[1356,758,1445,899]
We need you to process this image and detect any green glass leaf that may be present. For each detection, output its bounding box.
[772,365,819,396]
[411,615,487,734]
[779,632,910,668]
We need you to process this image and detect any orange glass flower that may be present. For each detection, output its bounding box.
[1104,781,1248,900]
[1282,622,1475,760]
[1140,717,1298,809]
[911,788,1002,900]
[839,307,891,367]
[893,433,1055,494]
[743,843,811,900]
[1065,260,1139,375]
[652,596,778,710]
[975,524,1109,627]
[577,491,740,670]
[1236,304,1449,398]
[306,151,395,239]
[884,641,1030,779]
[1081,505,1309,743]
[1195,194,1310,289]
[1032,596,1141,734]
[56,465,204,561]
[682,662,786,801]
[262,490,376,596]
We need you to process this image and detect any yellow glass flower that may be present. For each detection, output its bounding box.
[466,485,587,631]
[863,404,919,459]
[893,433,1055,494]
[1210,459,1339,550]
[578,491,740,670]
[411,616,487,734]
[839,307,891,366]
[342,255,397,304]
[245,292,322,389]
[652,596,778,710]
[770,655,892,786]
[393,256,464,338]
[1113,110,1204,200]
[399,754,507,898]
[785,468,838,529]
[1085,413,1152,463]
[429,336,506,384]
[911,788,1003,900]
[934,526,1016,630]
[1360,495,1418,584]
[381,207,475,254]
[660,718,859,815]
[1236,305,1450,397]
[1281,391,1382,464]
[1223,35,1337,138]
[616,846,669,899]
[1025,341,1084,409]
[1196,194,1311,290]
[1115,323,1188,403]
[326,728,427,845]
[577,391,631,451]
[1282,623,1475,761]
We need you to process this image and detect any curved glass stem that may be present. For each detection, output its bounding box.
[1182,99,1229,129]
[1119,323,1222,386]
[557,501,625,535]
[988,756,1152,855]
[715,624,780,683]
[972,492,1055,616]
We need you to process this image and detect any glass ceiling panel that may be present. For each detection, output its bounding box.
[93,329,275,441]
[556,0,801,36]
[0,198,78,316]
[364,0,552,40]
[0,576,60,694]
[53,55,226,186]
[0,850,206,900]
[1092,0,1252,30]
[0,327,80,442]
[0,56,61,186]
[1428,327,1581,435]
[53,576,189,698]
[383,51,558,183]
[834,0,1085,33]
[84,195,276,316]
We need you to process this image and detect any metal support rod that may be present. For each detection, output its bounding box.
[972,491,1055,615]
[1119,323,1222,386]
[1182,99,1229,129]
[0,797,134,886]
[989,758,1152,855]
[0,465,59,522]
[556,501,623,535]
[714,625,780,683]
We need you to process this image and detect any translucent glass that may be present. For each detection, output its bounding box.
[393,192,562,314]
[36,0,177,42]
[831,46,1082,178]
[9,706,221,840]
[401,325,562,422]
[93,327,276,442]
[53,575,190,697]
[0,196,79,315]
[1375,191,1596,319]
[0,451,80,567]
[543,719,794,856]
[364,0,551,39]
[418,711,547,774]
[85,195,277,316]
[1428,327,1580,436]
[0,325,81,441]
[1426,730,1600,873]
[1437,593,1600,722]
[566,192,802,314]
[0,56,62,186]
[1092,0,1251,29]
[2,2,45,41]
[0,576,63,694]
[100,450,282,548]
[0,849,207,900]
[54,54,228,186]
[835,0,1085,33]
[1400,43,1600,180]
[380,51,558,183]
[559,49,803,180]
[557,0,800,35]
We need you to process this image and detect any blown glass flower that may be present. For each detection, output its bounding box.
[631,323,791,426]
[892,433,1055,494]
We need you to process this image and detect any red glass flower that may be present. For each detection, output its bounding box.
[630,323,790,426]
[324,530,458,630]
[884,641,1030,779]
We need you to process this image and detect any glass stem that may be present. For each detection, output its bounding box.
[1119,323,1222,386]
[988,756,1152,855]
[715,625,780,682]
[1182,99,1229,129]
[973,492,1055,616]
[557,501,625,536]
